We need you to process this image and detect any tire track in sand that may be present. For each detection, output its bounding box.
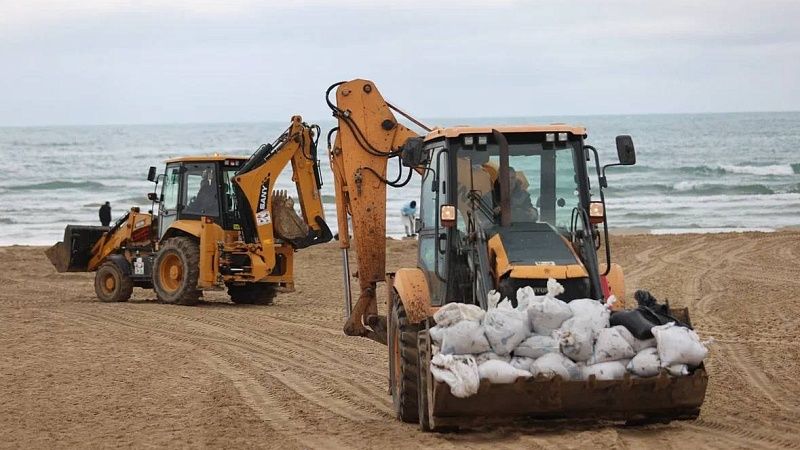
[59,308,392,423]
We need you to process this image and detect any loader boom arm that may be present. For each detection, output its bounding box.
[327,80,422,342]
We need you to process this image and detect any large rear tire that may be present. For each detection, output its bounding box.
[153,237,201,306]
[389,293,420,423]
[94,261,133,302]
[227,283,276,305]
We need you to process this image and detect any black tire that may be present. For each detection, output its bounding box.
[94,261,133,302]
[152,237,201,306]
[227,283,277,305]
[418,331,432,431]
[389,292,420,423]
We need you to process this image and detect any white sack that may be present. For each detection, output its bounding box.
[475,352,512,365]
[509,356,536,372]
[514,334,559,359]
[557,317,595,362]
[430,353,480,398]
[487,290,502,309]
[582,361,627,380]
[523,280,573,336]
[631,337,657,353]
[483,307,530,356]
[652,322,708,367]
[429,325,444,346]
[440,320,492,355]
[433,302,485,327]
[589,327,636,364]
[627,347,661,377]
[568,298,610,336]
[667,364,690,376]
[478,359,531,384]
[612,325,635,347]
[529,353,582,380]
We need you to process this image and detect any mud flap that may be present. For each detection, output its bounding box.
[46,225,108,272]
[418,307,708,431]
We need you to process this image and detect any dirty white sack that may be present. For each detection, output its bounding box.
[627,347,661,377]
[439,320,492,355]
[483,305,530,356]
[514,334,560,359]
[529,353,582,380]
[433,302,485,327]
[652,322,709,367]
[589,326,636,364]
[557,316,595,362]
[429,325,444,346]
[475,352,512,365]
[478,359,531,384]
[509,356,536,372]
[523,279,573,335]
[667,364,690,376]
[430,353,480,398]
[582,361,627,380]
[568,298,611,337]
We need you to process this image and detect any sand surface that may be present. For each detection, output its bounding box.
[1,232,799,448]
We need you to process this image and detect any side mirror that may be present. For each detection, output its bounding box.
[147,192,159,202]
[615,135,636,165]
[147,166,158,182]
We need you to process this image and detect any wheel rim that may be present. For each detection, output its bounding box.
[102,272,116,293]
[159,253,183,293]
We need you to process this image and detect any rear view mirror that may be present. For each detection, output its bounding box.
[147,166,158,182]
[615,135,636,165]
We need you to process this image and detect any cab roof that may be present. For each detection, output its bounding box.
[424,124,587,142]
[165,154,248,164]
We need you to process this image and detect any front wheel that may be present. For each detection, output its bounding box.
[153,237,201,306]
[388,292,420,423]
[94,261,133,302]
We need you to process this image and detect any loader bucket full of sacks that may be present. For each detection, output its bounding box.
[428,279,711,398]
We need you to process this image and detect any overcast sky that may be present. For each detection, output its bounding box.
[1,0,798,126]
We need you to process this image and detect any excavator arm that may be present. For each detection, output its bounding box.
[234,116,332,272]
[327,80,423,343]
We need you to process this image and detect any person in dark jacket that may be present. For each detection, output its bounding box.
[99,201,111,227]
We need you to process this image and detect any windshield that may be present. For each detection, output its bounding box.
[456,140,582,231]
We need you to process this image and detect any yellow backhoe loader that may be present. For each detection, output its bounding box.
[326,79,707,430]
[47,116,332,305]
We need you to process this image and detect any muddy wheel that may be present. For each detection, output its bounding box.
[94,261,133,302]
[153,237,201,306]
[389,292,420,423]
[227,283,276,305]
[418,331,432,431]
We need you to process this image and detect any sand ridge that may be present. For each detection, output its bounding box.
[1,232,799,448]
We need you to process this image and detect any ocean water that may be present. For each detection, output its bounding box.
[1,112,799,245]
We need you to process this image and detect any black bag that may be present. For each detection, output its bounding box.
[610,290,691,340]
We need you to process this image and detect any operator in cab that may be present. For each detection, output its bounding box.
[493,167,538,222]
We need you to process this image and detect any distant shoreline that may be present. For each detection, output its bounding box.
[6,227,799,248]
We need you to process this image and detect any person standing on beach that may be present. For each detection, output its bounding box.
[401,200,417,237]
[99,201,111,227]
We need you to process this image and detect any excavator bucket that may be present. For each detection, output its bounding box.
[417,307,708,431]
[45,225,108,272]
[271,190,310,242]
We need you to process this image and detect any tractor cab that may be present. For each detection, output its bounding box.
[413,125,636,308]
[147,156,247,239]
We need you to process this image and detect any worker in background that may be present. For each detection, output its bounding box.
[401,200,417,237]
[99,201,111,227]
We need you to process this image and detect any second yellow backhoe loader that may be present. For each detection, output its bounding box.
[47,116,332,305]
[326,79,707,430]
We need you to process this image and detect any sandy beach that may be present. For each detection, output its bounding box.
[1,231,799,448]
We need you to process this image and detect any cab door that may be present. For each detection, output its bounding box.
[417,147,449,306]
[159,164,182,239]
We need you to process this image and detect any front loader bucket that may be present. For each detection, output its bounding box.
[45,225,108,272]
[418,307,708,431]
